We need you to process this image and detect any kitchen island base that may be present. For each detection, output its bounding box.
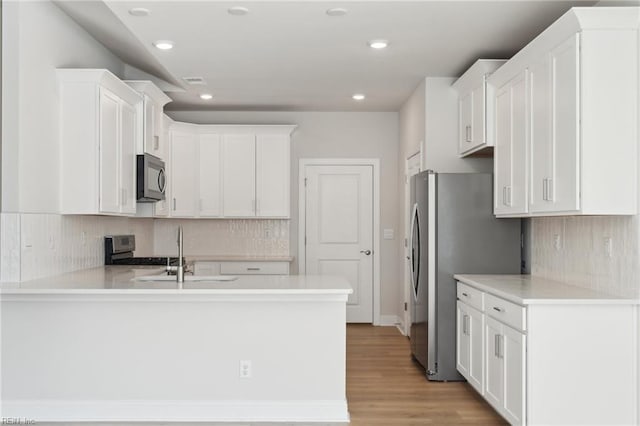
[1,274,351,423]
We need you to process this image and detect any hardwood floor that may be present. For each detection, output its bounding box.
[346,324,506,425]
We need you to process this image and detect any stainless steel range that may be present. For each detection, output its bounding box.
[105,235,179,266]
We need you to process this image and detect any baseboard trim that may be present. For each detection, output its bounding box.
[2,399,350,422]
[378,314,401,326]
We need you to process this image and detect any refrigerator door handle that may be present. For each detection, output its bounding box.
[426,172,437,376]
[409,203,420,301]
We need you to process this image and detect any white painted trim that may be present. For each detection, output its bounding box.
[298,158,381,326]
[3,399,350,423]
[378,314,401,327]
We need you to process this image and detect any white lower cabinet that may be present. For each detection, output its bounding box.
[456,301,484,394]
[456,279,638,425]
[484,316,525,425]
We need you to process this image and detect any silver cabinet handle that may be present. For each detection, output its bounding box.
[547,178,553,202]
[461,292,469,297]
[502,186,507,206]
[360,250,372,255]
[465,125,471,142]
[462,314,468,335]
[495,334,500,358]
[543,178,548,201]
[506,186,512,206]
[247,267,261,271]
[493,306,503,312]
[173,198,177,211]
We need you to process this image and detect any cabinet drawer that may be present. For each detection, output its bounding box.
[457,282,485,311]
[220,261,289,275]
[193,262,220,276]
[485,293,526,331]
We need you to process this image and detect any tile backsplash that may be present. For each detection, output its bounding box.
[531,215,639,297]
[153,219,289,257]
[1,213,153,282]
[1,213,290,282]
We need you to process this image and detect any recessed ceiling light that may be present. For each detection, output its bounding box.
[368,39,389,49]
[228,6,249,16]
[153,40,174,50]
[200,94,213,100]
[326,8,348,16]
[352,94,365,101]
[128,7,151,17]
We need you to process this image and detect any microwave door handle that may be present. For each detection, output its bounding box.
[158,168,166,193]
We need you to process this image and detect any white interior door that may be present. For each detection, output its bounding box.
[305,164,374,323]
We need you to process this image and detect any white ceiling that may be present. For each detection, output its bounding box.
[58,1,600,111]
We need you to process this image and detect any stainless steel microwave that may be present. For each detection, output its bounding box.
[136,153,166,202]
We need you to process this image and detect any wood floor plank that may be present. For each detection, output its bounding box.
[346,324,506,425]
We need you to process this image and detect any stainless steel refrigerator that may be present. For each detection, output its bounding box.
[409,171,520,381]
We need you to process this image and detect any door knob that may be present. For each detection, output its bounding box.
[360,250,372,255]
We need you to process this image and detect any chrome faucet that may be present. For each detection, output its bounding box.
[176,226,185,283]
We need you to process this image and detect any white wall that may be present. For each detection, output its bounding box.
[397,77,494,325]
[168,110,401,318]
[0,1,154,283]
[1,0,125,213]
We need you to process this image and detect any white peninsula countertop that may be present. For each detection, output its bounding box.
[454,274,639,305]
[0,266,352,301]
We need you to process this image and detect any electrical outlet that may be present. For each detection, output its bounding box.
[553,234,561,251]
[239,360,252,379]
[604,237,613,258]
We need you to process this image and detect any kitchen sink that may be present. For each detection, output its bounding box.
[133,275,238,282]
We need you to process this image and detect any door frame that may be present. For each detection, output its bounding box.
[298,158,381,325]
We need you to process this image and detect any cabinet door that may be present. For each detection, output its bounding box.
[467,304,485,394]
[503,325,526,425]
[199,134,222,217]
[119,101,137,214]
[99,89,121,214]
[530,35,580,214]
[550,34,580,212]
[222,134,256,217]
[459,92,473,154]
[529,55,553,212]
[456,302,471,380]
[154,119,171,217]
[494,71,528,215]
[170,131,198,217]
[256,134,290,217]
[494,84,512,215]
[484,317,503,411]
[471,83,485,147]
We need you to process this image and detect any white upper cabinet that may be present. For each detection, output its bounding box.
[166,124,295,219]
[170,128,198,217]
[153,114,174,217]
[256,134,290,217]
[58,69,142,216]
[123,81,172,159]
[199,133,223,217]
[490,8,639,217]
[222,134,257,217]
[453,60,507,156]
[494,71,528,216]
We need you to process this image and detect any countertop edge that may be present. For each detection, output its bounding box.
[454,274,640,306]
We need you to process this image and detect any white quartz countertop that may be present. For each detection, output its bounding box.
[454,274,639,305]
[0,266,351,296]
